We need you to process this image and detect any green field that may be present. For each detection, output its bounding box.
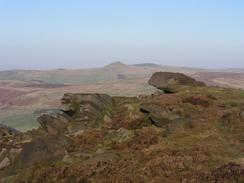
[0,111,39,132]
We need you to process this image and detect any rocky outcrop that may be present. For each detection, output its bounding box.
[149,72,206,93]
[2,73,244,183]
[37,93,114,135]
[0,136,23,171]
[38,110,70,135]
[140,103,181,127]
[0,124,20,137]
[62,93,114,132]
[62,93,114,114]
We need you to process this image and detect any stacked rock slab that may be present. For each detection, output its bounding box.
[140,103,181,127]
[38,93,114,135]
[62,93,114,133]
[37,110,70,135]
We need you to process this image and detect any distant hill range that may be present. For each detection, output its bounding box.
[1,62,244,88]
[132,63,161,67]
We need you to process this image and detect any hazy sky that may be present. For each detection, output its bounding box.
[0,0,244,70]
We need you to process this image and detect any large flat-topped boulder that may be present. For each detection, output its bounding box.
[149,72,206,93]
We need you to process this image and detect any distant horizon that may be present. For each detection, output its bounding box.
[1,61,244,71]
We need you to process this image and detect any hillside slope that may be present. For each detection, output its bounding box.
[0,72,244,182]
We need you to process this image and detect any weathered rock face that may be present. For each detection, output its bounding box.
[61,93,114,132]
[148,72,206,93]
[140,103,181,127]
[62,93,114,114]
[0,124,20,137]
[38,110,70,135]
[0,127,24,173]
[37,93,114,135]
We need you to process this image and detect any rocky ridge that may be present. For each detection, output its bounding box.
[0,72,244,182]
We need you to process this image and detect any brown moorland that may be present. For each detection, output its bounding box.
[0,72,243,182]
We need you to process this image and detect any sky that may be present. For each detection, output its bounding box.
[0,0,244,70]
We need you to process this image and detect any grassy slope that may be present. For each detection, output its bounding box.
[9,85,244,182]
[0,110,39,132]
